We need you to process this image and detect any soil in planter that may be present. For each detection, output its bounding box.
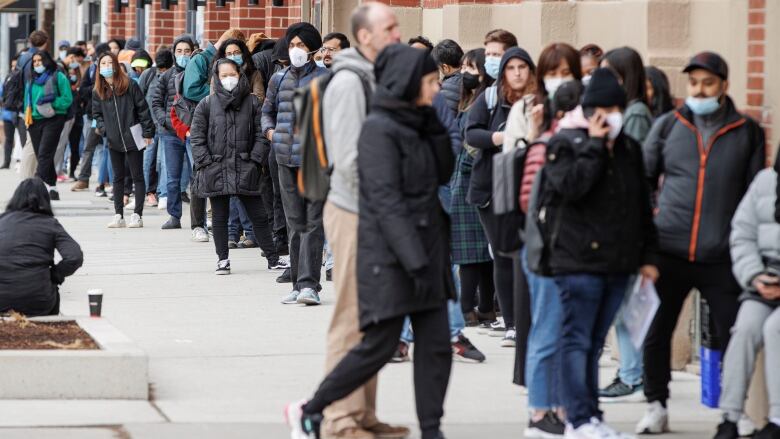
[0,318,99,350]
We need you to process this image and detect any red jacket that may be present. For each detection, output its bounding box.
[170,105,189,141]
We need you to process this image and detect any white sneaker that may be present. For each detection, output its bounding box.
[191,227,209,242]
[125,200,136,211]
[565,419,612,439]
[635,401,669,434]
[157,197,167,210]
[500,328,517,347]
[738,414,756,437]
[594,418,635,438]
[127,213,143,228]
[215,259,231,275]
[107,214,126,228]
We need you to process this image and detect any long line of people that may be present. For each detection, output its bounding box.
[1,6,778,439]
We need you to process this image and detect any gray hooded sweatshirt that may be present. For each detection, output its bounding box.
[322,48,375,213]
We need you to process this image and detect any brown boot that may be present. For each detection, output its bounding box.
[365,423,410,439]
[71,180,89,191]
[323,427,375,439]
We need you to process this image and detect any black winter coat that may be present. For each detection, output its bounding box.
[150,64,184,135]
[356,45,456,329]
[643,97,766,263]
[92,81,155,153]
[543,128,658,275]
[190,75,267,198]
[0,211,83,316]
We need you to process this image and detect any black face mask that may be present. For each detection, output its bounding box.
[462,72,480,90]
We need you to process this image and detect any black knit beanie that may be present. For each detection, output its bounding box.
[581,68,627,109]
[285,22,322,53]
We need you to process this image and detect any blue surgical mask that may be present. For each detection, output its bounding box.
[685,95,721,116]
[69,62,81,70]
[227,55,243,66]
[315,59,326,69]
[99,67,114,78]
[485,56,501,80]
[176,55,191,68]
[34,65,46,74]
[69,74,78,83]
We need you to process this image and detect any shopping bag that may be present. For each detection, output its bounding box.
[621,276,661,350]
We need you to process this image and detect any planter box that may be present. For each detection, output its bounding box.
[0,317,148,399]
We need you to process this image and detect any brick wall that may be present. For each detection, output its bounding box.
[746,0,771,155]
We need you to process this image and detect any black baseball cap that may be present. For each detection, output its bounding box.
[683,51,728,80]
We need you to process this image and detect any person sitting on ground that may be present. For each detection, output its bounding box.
[713,151,780,439]
[0,178,83,316]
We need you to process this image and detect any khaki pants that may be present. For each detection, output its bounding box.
[322,201,379,435]
[20,135,36,179]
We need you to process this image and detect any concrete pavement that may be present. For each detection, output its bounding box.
[0,169,722,438]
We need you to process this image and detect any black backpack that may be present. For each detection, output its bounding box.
[2,68,25,112]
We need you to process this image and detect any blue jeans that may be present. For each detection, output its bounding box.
[157,139,167,198]
[554,273,629,428]
[616,275,643,386]
[96,140,113,184]
[401,264,464,343]
[228,196,255,242]
[162,134,191,219]
[143,135,158,192]
[522,249,563,410]
[324,241,334,271]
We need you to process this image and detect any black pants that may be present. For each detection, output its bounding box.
[643,253,741,404]
[190,193,207,229]
[28,115,67,186]
[109,148,144,216]
[146,137,159,194]
[268,148,289,252]
[78,129,103,182]
[304,305,452,439]
[278,164,325,291]
[477,208,516,327]
[68,116,83,178]
[16,114,27,147]
[2,119,15,168]
[460,261,495,314]
[209,194,278,262]
[512,255,531,387]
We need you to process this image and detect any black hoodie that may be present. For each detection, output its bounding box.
[465,47,532,207]
[150,34,195,134]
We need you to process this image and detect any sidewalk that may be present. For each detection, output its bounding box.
[0,169,722,438]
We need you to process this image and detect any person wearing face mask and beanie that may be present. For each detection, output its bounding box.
[540,67,659,437]
[637,51,766,435]
[189,58,281,274]
[262,22,329,306]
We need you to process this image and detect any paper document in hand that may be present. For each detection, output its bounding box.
[622,276,661,350]
[130,124,146,151]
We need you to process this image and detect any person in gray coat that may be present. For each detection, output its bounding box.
[712,162,780,439]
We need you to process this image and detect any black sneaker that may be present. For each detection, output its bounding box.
[181,191,190,203]
[525,411,565,438]
[714,419,739,439]
[326,269,332,282]
[452,334,485,363]
[161,216,182,230]
[49,189,60,201]
[756,422,780,439]
[215,259,231,275]
[599,375,645,403]
[390,341,410,363]
[276,267,292,283]
[95,185,107,197]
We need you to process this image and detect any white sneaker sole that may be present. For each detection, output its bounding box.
[297,297,321,306]
[215,270,230,275]
[500,340,516,348]
[283,402,309,439]
[524,426,564,438]
[128,223,143,229]
[636,419,669,434]
[600,391,646,403]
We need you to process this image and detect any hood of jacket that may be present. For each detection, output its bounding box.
[374,44,437,104]
[213,70,251,111]
[331,48,374,82]
[496,47,535,92]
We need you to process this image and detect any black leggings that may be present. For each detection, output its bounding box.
[209,194,278,262]
[68,116,83,178]
[460,261,495,314]
[109,148,144,216]
[494,253,515,327]
[304,305,452,439]
[28,115,66,186]
[3,120,15,167]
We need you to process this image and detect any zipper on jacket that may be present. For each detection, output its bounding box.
[674,112,746,262]
[110,85,129,153]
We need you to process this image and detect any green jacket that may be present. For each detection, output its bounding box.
[182,43,216,103]
[27,71,73,120]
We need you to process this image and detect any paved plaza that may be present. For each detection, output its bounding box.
[0,170,722,438]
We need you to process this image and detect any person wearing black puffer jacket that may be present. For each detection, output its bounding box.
[151,34,195,230]
[541,68,658,437]
[92,52,155,229]
[262,23,329,306]
[189,59,281,275]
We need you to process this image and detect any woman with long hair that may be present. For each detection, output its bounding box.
[215,39,265,101]
[24,50,73,200]
[65,51,85,180]
[189,59,282,274]
[451,48,496,329]
[645,66,675,118]
[0,178,83,316]
[602,46,653,144]
[92,51,155,228]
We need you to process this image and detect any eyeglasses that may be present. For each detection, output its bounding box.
[225,51,242,57]
[320,46,339,53]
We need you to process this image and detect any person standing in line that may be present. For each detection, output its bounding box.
[319,32,350,68]
[262,23,329,306]
[286,43,454,439]
[1,55,20,169]
[637,52,766,435]
[189,59,282,274]
[644,66,675,119]
[711,153,780,439]
[92,52,154,229]
[24,50,73,200]
[150,34,195,231]
[65,48,87,181]
[542,67,659,438]
[597,46,654,404]
[0,178,83,317]
[579,44,603,85]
